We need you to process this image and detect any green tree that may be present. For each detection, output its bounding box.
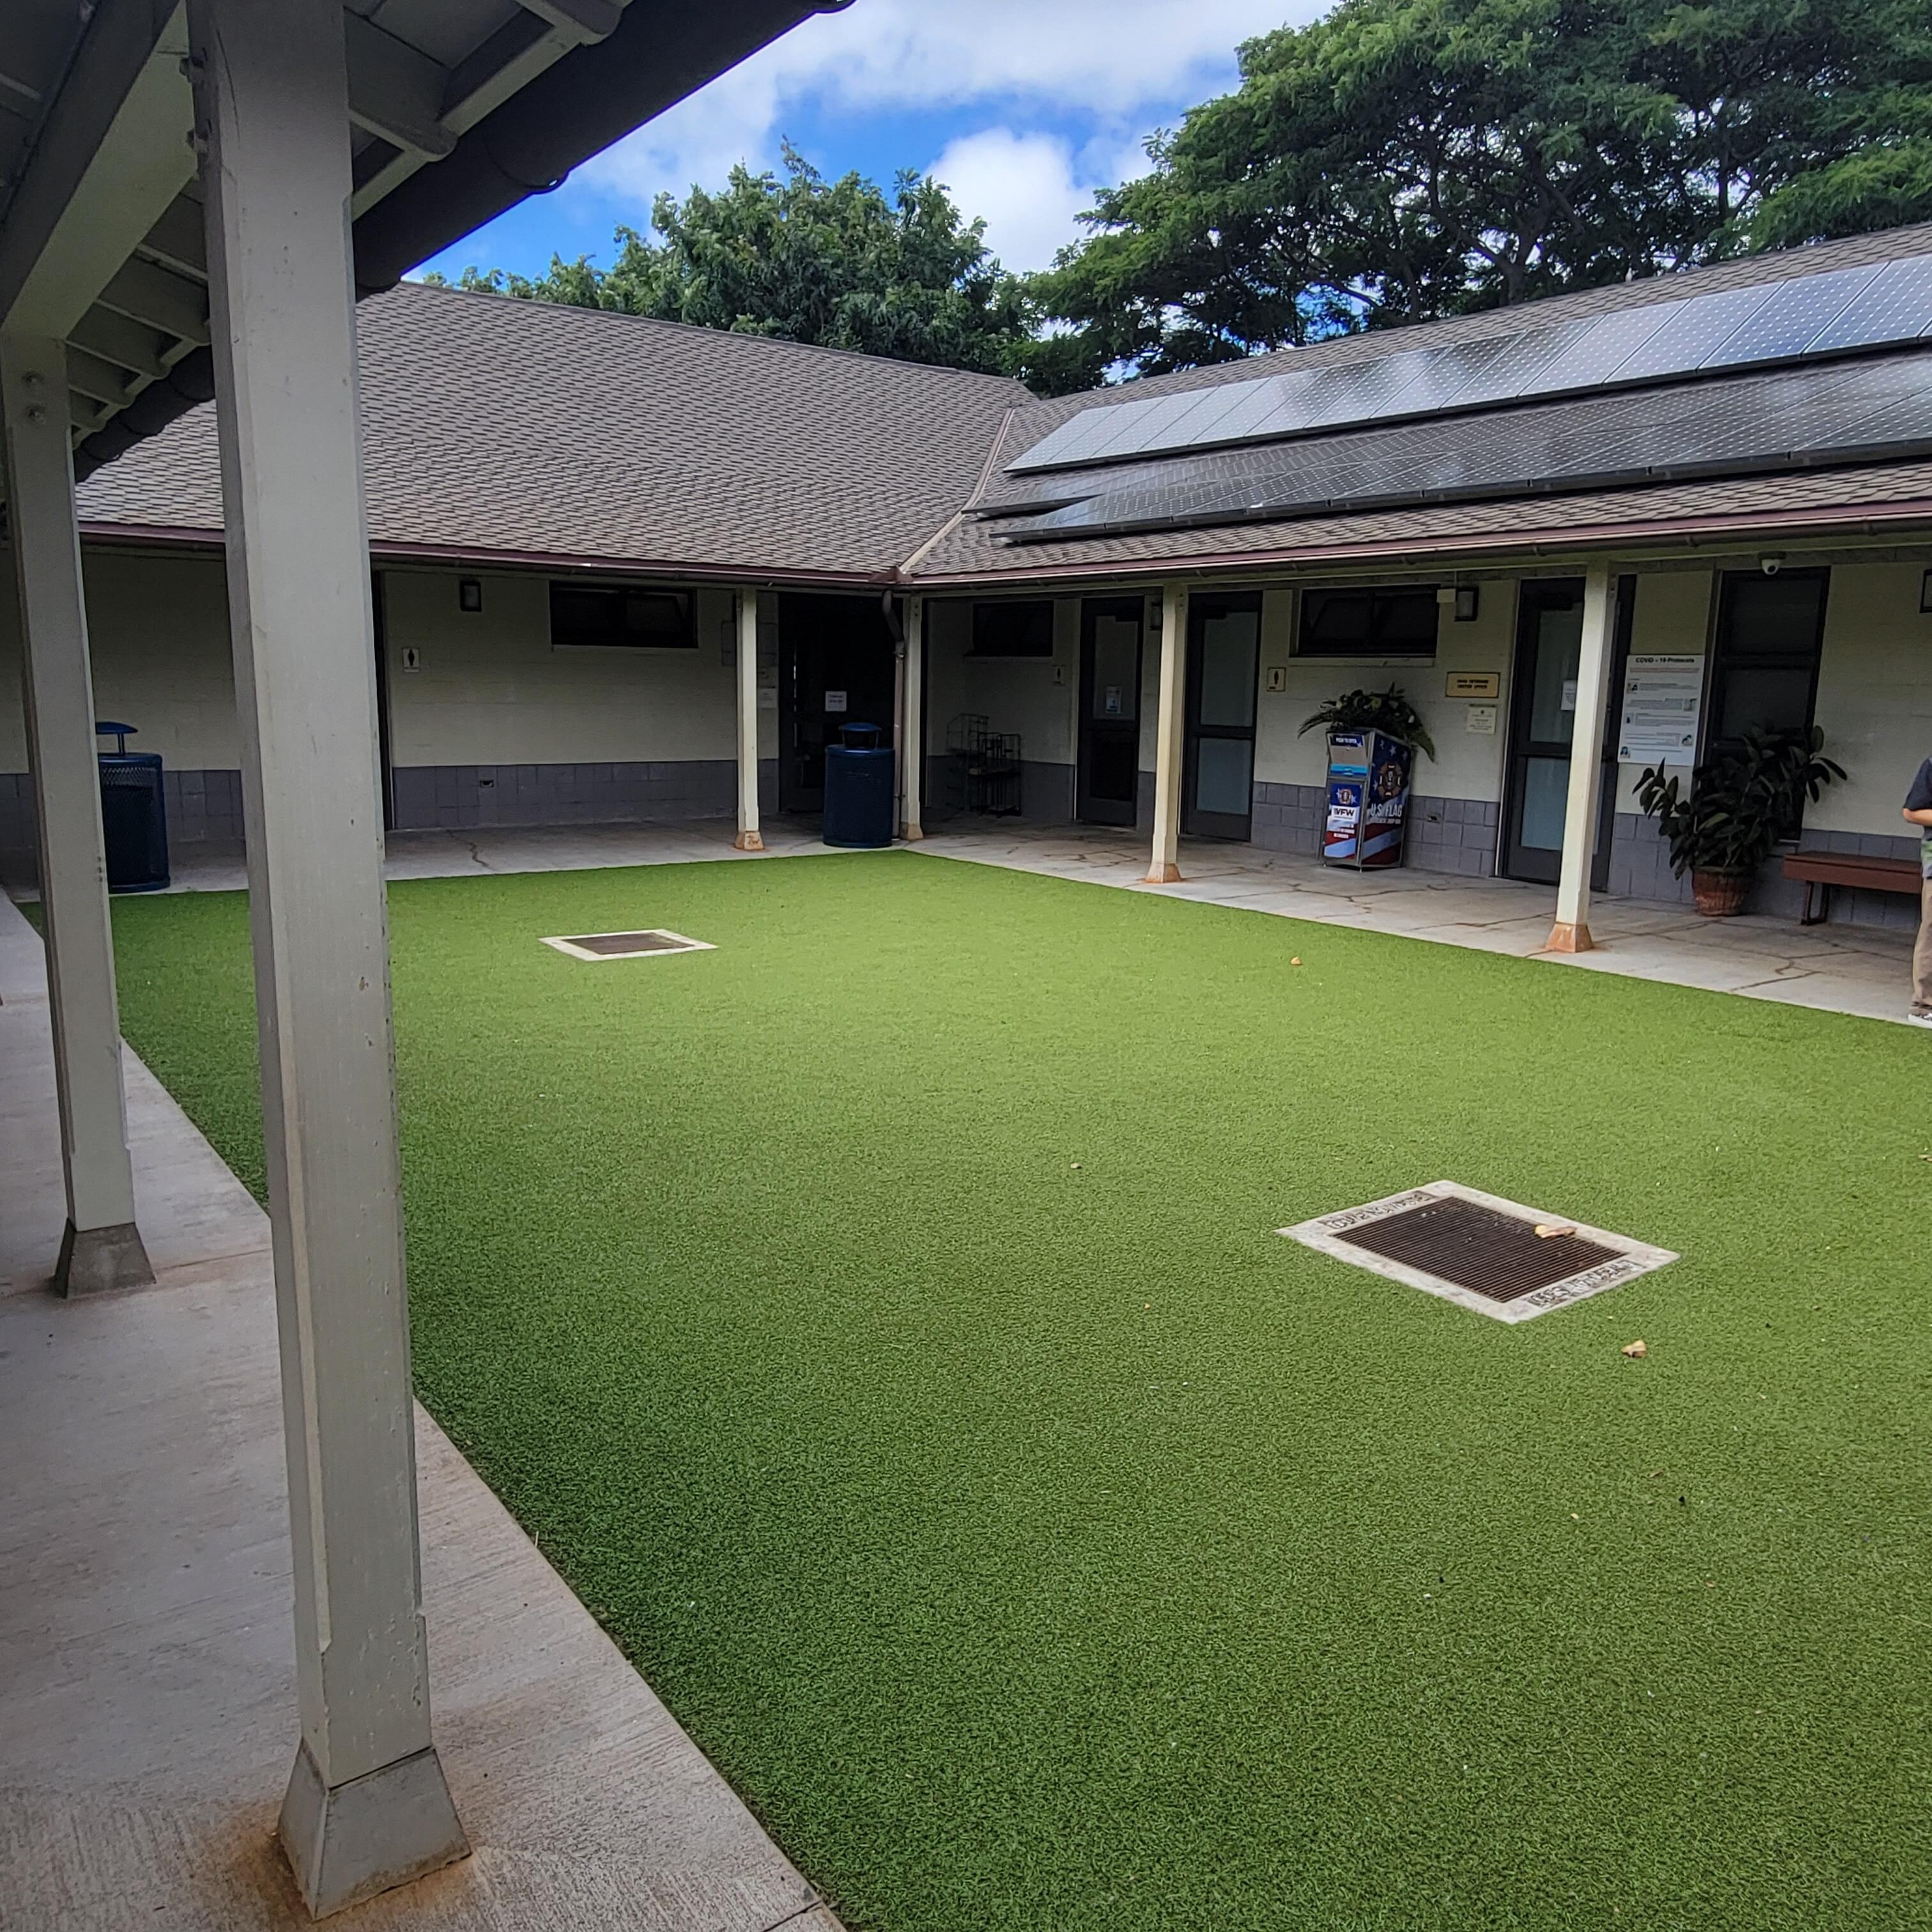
[1034,0,1932,376]
[427,145,1037,381]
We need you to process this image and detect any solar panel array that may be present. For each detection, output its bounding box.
[1006,252,1932,477]
[992,351,1932,544]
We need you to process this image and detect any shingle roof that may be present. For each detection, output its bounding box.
[75,281,1030,581]
[907,220,1932,581]
[73,222,1932,588]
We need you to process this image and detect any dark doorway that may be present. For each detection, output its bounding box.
[1181,589,1261,841]
[1501,577,1630,887]
[1077,595,1144,826]
[778,593,897,816]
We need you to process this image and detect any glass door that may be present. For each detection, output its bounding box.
[1077,597,1144,826]
[1182,591,1261,840]
[1501,579,1626,886]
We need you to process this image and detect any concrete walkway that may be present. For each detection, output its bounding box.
[0,893,839,1932]
[915,823,1918,1027]
[128,815,1922,1028]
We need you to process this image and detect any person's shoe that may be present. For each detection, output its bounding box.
[1909,1009,1932,1028]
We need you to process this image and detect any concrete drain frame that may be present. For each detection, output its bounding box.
[1278,1180,1678,1324]
[539,929,715,962]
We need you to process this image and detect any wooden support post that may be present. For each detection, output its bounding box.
[900,593,924,841]
[1547,562,1616,954]
[732,587,763,850]
[0,332,153,1296]
[189,0,466,1912]
[1146,581,1187,884]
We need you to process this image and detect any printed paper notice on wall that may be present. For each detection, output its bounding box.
[1617,654,1704,765]
[824,689,848,713]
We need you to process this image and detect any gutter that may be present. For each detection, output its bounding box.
[899,494,1932,592]
[77,521,898,591]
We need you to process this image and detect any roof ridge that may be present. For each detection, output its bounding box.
[390,278,1035,395]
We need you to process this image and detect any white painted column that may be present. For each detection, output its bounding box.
[1547,562,1617,954]
[0,334,153,1297]
[732,586,763,850]
[900,593,925,841]
[1145,581,1188,884]
[187,0,466,1914]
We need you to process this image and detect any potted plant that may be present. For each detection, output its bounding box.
[1298,685,1438,760]
[1634,725,1844,916]
[1300,686,1435,868]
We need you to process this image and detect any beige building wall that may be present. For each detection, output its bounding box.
[1252,580,1515,802]
[1805,561,1932,834]
[922,593,1080,769]
[0,546,238,770]
[381,568,737,766]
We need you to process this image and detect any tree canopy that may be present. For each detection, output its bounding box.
[427,145,1034,380]
[1032,0,1932,380]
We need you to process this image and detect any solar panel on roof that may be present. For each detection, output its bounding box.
[1805,253,1932,351]
[1699,263,1882,367]
[1521,303,1680,397]
[1002,251,1932,477]
[995,348,1932,540]
[1603,284,1775,381]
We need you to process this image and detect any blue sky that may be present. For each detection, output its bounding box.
[416,1,1320,286]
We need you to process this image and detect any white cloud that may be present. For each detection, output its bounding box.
[928,130,1081,273]
[580,0,1304,215]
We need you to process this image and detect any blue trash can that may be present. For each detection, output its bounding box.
[96,721,170,892]
[822,721,894,849]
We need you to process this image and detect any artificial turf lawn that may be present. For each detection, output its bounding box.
[107,851,1930,1932]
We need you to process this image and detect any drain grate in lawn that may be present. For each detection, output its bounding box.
[539,927,713,960]
[1282,1180,1678,1321]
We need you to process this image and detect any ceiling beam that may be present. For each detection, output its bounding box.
[67,305,171,382]
[0,1,195,338]
[344,15,457,164]
[520,0,624,43]
[96,256,209,346]
[135,192,207,280]
[65,344,139,410]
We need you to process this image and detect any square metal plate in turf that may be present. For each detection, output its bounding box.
[539,928,714,962]
[1278,1181,1677,1323]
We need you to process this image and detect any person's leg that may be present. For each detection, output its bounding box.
[1915,875,1932,1018]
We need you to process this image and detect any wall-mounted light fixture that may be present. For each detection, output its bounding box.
[457,578,483,613]
[1453,585,1480,622]
[1920,567,1932,615]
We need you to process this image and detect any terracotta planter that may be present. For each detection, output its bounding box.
[1691,868,1751,917]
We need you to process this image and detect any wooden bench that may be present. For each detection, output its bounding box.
[1781,848,1922,925]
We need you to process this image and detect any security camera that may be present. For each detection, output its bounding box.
[1759,554,1784,577]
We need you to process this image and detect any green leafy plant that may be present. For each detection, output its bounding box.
[1300,685,1436,759]
[1635,726,1845,878]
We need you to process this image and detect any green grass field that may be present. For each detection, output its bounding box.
[107,852,1930,1932]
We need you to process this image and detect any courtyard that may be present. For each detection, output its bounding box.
[26,845,1928,1932]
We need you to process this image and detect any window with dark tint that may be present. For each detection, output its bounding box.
[970,599,1055,657]
[1706,571,1829,747]
[1298,585,1439,657]
[550,581,695,648]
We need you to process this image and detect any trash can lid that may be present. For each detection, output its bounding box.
[95,721,136,753]
[838,721,884,748]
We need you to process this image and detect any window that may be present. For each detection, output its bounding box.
[1706,571,1829,749]
[1297,585,1440,657]
[549,581,695,649]
[969,599,1055,657]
